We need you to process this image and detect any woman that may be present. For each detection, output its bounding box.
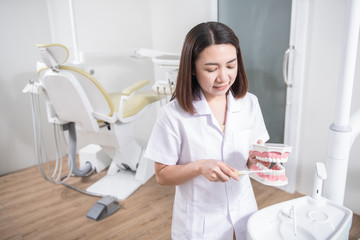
[145,22,269,240]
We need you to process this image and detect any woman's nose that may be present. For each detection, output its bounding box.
[216,68,229,82]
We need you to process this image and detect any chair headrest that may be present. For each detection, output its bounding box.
[36,43,69,70]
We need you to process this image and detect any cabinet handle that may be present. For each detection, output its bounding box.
[283,46,294,87]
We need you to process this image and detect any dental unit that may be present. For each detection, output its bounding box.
[250,143,292,186]
[247,162,353,240]
[23,43,164,205]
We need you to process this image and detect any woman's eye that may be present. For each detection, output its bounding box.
[206,68,217,72]
[227,65,236,69]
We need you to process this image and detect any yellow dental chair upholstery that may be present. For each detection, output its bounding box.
[36,43,160,200]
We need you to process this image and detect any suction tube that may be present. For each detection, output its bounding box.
[66,122,92,176]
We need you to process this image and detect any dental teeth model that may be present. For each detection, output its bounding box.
[250,143,292,186]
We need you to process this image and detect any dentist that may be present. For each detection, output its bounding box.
[145,22,269,240]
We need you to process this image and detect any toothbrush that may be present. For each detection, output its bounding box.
[236,169,271,175]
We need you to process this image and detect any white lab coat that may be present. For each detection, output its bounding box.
[145,91,269,240]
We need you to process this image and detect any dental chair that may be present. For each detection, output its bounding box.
[31,43,160,200]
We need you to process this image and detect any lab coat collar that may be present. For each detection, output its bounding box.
[193,90,244,116]
[227,90,245,113]
[193,91,212,116]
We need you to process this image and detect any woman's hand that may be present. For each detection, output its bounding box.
[198,159,239,182]
[247,140,263,169]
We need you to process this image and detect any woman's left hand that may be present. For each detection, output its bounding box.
[246,140,263,169]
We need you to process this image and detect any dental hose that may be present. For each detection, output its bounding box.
[29,86,71,184]
[27,80,108,198]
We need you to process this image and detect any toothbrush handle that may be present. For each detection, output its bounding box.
[237,170,269,175]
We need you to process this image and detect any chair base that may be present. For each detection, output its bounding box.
[79,144,112,173]
[86,170,143,200]
[80,144,155,200]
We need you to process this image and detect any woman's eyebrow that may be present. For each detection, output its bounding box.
[227,58,237,64]
[204,58,237,66]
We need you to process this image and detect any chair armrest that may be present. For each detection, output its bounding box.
[122,80,150,96]
[93,112,117,123]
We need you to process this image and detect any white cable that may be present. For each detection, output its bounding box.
[52,124,61,179]
[29,90,72,184]
[30,92,47,181]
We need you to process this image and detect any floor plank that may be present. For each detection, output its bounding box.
[0,164,359,239]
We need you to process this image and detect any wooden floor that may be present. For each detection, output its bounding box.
[1,163,359,240]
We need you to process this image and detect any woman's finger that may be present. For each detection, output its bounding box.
[219,164,239,181]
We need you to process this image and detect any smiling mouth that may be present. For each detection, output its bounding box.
[250,144,292,186]
[214,86,227,91]
[213,83,230,90]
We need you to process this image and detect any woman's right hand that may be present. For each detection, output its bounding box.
[197,159,239,182]
[154,160,239,186]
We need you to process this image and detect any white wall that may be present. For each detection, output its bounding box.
[150,0,217,53]
[296,0,360,214]
[46,0,155,92]
[0,0,52,174]
[46,0,216,91]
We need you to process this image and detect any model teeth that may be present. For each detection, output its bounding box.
[251,145,291,186]
[255,162,285,176]
[255,156,288,163]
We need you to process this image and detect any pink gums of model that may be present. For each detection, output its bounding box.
[250,144,292,186]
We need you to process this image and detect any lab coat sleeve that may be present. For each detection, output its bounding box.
[144,105,181,166]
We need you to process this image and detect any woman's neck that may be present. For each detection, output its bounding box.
[206,95,228,127]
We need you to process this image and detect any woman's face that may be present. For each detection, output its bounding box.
[194,44,238,101]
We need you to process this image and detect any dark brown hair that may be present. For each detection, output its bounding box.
[172,22,248,114]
